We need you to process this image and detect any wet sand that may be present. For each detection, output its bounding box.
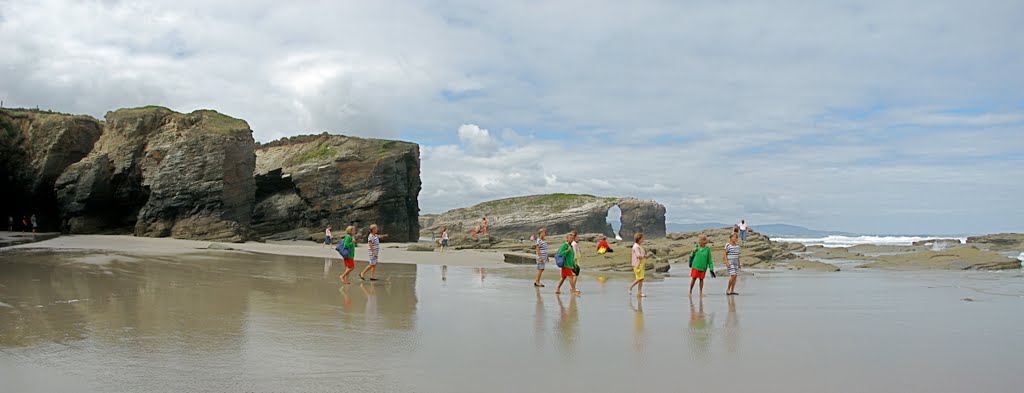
[1,249,1023,392]
[3,234,510,267]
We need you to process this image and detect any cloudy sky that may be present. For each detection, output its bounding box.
[2,0,1022,234]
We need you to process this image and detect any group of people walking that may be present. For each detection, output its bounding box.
[324,218,749,298]
[6,214,37,233]
[325,224,388,284]
[533,226,746,298]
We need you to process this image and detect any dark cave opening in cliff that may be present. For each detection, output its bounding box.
[606,205,622,240]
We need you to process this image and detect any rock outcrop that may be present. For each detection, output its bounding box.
[253,133,421,242]
[617,198,667,240]
[859,247,1020,270]
[421,194,667,239]
[0,109,103,230]
[55,107,256,241]
[966,233,1024,251]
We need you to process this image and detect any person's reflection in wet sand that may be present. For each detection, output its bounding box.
[477,267,486,284]
[323,258,332,278]
[631,295,645,354]
[555,293,579,356]
[338,284,356,327]
[688,297,714,357]
[725,294,740,354]
[360,282,378,325]
[533,286,546,350]
[442,265,448,284]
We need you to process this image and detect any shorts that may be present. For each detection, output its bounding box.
[727,259,739,276]
[537,260,546,270]
[441,239,448,247]
[369,258,378,266]
[632,265,645,280]
[690,268,706,279]
[561,267,575,278]
[344,258,355,269]
[324,236,332,244]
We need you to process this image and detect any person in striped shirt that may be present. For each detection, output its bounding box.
[534,228,548,287]
[723,232,741,295]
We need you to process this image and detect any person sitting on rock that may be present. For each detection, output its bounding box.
[597,236,614,254]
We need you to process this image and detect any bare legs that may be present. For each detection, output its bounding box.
[534,268,544,287]
[688,277,704,297]
[359,264,377,280]
[555,274,579,295]
[727,275,738,295]
[629,278,644,296]
[340,266,353,284]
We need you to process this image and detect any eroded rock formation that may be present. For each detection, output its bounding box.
[421,194,668,239]
[253,133,421,242]
[0,109,103,230]
[617,198,667,240]
[55,107,256,241]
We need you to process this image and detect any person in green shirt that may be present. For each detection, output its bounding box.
[689,234,714,298]
[339,226,357,284]
[555,233,580,295]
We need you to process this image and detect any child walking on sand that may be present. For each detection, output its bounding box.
[440,227,449,252]
[724,232,741,295]
[360,224,386,281]
[534,228,548,287]
[555,233,580,295]
[323,225,332,247]
[629,232,649,297]
[689,234,714,297]
[339,226,357,284]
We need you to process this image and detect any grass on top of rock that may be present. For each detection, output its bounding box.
[294,145,338,165]
[190,110,250,135]
[476,193,616,212]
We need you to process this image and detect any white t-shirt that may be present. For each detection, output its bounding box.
[738,222,748,231]
[325,228,332,237]
[442,230,449,240]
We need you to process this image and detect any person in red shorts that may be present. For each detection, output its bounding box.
[339,226,357,284]
[689,234,714,298]
[555,233,580,295]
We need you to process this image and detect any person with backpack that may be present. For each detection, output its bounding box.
[555,233,580,295]
[689,234,714,298]
[337,226,357,284]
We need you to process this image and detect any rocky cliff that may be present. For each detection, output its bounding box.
[55,106,256,241]
[421,194,667,239]
[253,133,421,242]
[0,109,103,230]
[617,198,667,240]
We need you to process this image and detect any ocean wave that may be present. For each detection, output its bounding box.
[774,235,967,248]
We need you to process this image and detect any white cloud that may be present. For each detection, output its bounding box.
[456,124,498,154]
[2,0,1023,233]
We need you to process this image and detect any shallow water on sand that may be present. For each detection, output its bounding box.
[1,251,1022,392]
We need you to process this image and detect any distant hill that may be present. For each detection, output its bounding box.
[666,222,730,233]
[667,222,852,238]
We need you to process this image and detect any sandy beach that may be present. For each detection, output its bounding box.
[2,245,1022,392]
[2,233,511,268]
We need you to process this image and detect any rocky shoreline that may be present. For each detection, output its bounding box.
[435,228,1023,274]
